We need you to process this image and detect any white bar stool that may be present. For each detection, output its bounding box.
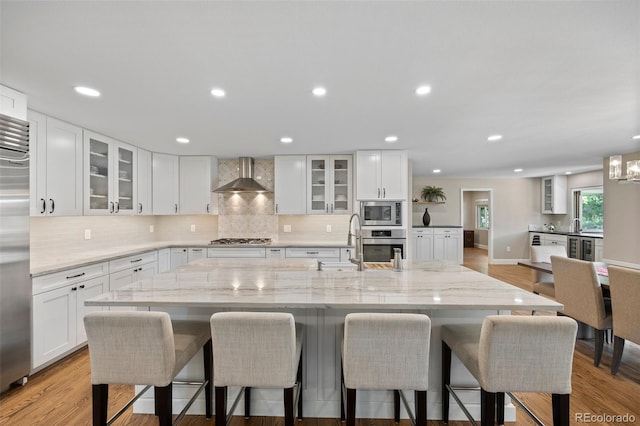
[341,313,431,426]
[441,315,577,426]
[83,311,212,426]
[210,312,303,426]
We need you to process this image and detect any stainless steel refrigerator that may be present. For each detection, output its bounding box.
[0,112,31,392]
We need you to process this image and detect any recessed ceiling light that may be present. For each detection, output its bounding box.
[210,88,226,98]
[433,169,441,173]
[633,134,640,140]
[384,135,398,143]
[514,168,523,173]
[176,137,190,144]
[487,134,503,142]
[415,85,431,96]
[565,171,572,175]
[74,86,100,97]
[280,137,293,143]
[312,87,327,97]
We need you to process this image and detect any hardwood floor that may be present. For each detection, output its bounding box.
[1,250,638,425]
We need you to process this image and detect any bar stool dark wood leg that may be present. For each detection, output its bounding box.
[496,392,505,425]
[442,342,452,423]
[155,384,172,426]
[346,388,356,426]
[415,390,427,426]
[244,387,251,418]
[284,387,294,426]
[481,389,495,426]
[394,390,400,422]
[552,393,570,426]
[92,384,108,426]
[203,339,213,419]
[297,357,303,419]
[215,386,227,426]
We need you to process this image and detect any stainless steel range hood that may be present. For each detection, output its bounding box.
[213,157,271,193]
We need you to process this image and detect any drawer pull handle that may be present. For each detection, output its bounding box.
[79,285,85,289]
[40,198,46,214]
[71,287,78,291]
[130,259,143,263]
[306,251,319,255]
[66,272,86,279]
[49,199,55,214]
[192,249,203,252]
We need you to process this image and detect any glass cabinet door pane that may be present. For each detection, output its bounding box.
[333,158,349,212]
[310,158,326,212]
[89,139,109,211]
[117,147,134,210]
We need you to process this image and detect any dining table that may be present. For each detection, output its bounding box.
[517,259,609,287]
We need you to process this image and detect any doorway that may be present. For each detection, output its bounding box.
[460,189,493,273]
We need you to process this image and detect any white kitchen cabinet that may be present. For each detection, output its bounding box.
[266,247,286,258]
[170,248,190,268]
[1,84,27,120]
[307,155,352,214]
[180,156,213,215]
[529,232,567,251]
[340,248,354,262]
[207,247,267,258]
[83,130,137,215]
[158,248,171,272]
[433,228,462,263]
[285,247,341,261]
[594,239,603,262]
[412,228,434,261]
[541,175,567,214]
[137,148,152,215]
[32,264,108,370]
[109,252,157,312]
[188,247,206,261]
[152,153,180,215]
[274,156,307,214]
[28,111,83,216]
[355,150,407,200]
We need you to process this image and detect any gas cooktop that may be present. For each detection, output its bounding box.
[209,238,272,245]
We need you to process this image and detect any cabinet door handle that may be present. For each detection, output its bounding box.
[71,287,78,291]
[115,201,119,213]
[192,249,203,252]
[130,258,143,263]
[109,201,114,213]
[206,203,210,213]
[138,203,143,214]
[40,198,46,214]
[49,199,55,214]
[326,204,328,213]
[331,204,334,213]
[79,285,85,289]
[275,204,278,213]
[377,188,380,198]
[306,251,319,255]
[66,272,86,279]
[174,204,178,214]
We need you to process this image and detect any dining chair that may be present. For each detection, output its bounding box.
[551,255,612,367]
[210,312,303,426]
[341,313,431,426]
[84,311,212,426]
[608,265,640,375]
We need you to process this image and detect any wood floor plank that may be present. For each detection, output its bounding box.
[1,248,638,425]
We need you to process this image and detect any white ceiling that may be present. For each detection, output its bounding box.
[2,0,639,178]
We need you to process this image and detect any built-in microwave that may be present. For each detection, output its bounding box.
[361,201,402,226]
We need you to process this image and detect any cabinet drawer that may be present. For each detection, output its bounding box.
[207,248,266,258]
[412,228,434,236]
[543,234,567,245]
[266,247,286,258]
[33,262,109,295]
[285,247,341,259]
[433,228,461,236]
[109,251,158,273]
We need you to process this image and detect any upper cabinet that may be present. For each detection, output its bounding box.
[28,111,83,216]
[83,131,137,215]
[274,155,307,215]
[152,153,179,215]
[307,155,352,215]
[541,175,567,214]
[136,148,152,215]
[179,156,214,215]
[355,150,407,200]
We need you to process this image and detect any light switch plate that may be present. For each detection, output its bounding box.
[326,225,332,233]
[284,225,292,233]
[149,225,154,233]
[84,229,91,240]
[190,224,196,232]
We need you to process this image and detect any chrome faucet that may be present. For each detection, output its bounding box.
[571,218,582,233]
[347,213,365,271]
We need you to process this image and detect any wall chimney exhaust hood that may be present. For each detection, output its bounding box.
[213,157,271,193]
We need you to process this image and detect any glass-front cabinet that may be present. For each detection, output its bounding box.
[84,131,137,215]
[307,155,352,214]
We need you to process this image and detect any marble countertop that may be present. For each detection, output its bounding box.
[85,258,562,311]
[31,241,353,277]
[528,230,604,238]
[412,225,463,228]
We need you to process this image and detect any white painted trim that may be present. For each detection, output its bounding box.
[475,244,488,250]
[602,258,640,270]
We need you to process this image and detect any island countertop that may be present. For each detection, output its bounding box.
[85,258,561,311]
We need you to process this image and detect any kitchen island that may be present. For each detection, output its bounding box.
[86,258,562,421]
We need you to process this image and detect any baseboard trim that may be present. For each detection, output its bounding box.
[474,244,488,250]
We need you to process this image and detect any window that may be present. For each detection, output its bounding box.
[476,203,490,230]
[573,187,603,232]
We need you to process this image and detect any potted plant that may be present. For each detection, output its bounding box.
[420,185,446,202]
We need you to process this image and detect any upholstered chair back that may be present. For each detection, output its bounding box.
[478,315,577,393]
[342,313,431,390]
[551,255,609,329]
[608,265,640,344]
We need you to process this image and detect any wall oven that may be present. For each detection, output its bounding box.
[361,201,402,226]
[362,229,406,262]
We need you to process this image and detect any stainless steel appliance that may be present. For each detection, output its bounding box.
[210,237,272,245]
[0,113,31,391]
[362,229,406,262]
[567,236,595,261]
[360,201,402,226]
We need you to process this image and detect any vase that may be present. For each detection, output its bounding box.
[422,208,431,226]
